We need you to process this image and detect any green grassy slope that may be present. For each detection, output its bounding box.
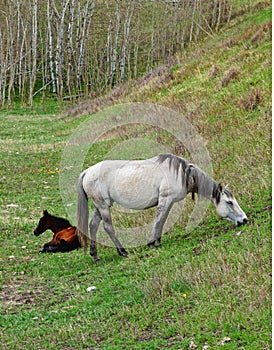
[0,3,271,350]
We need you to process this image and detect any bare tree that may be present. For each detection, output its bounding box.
[76,0,95,91]
[47,0,56,93]
[120,1,135,82]
[67,0,75,98]
[29,0,38,106]
[0,0,252,106]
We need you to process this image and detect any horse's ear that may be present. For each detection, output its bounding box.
[217,184,223,193]
[43,210,49,216]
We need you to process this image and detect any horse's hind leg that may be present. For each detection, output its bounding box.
[148,197,173,248]
[100,207,128,257]
[89,207,102,262]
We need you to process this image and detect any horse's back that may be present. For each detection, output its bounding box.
[82,157,185,209]
[55,226,78,244]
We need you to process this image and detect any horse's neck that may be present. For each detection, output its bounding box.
[195,167,217,201]
[50,219,70,233]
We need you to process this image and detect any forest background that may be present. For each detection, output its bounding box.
[0,0,254,106]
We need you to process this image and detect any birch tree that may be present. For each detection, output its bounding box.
[29,0,38,105]
[47,0,56,93]
[120,1,135,82]
[76,0,95,92]
[0,0,249,105]
[67,0,75,97]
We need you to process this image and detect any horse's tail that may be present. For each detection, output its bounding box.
[76,171,89,251]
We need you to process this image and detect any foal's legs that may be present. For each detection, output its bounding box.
[89,207,102,262]
[148,197,173,248]
[40,242,63,253]
[100,207,128,257]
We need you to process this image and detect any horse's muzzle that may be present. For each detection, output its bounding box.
[236,218,248,227]
[34,229,40,236]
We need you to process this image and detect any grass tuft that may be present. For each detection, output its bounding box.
[221,67,241,87]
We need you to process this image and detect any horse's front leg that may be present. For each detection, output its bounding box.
[89,207,102,263]
[100,207,128,258]
[40,242,60,253]
[39,235,57,253]
[148,197,173,249]
[39,243,50,253]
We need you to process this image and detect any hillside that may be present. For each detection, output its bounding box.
[0,2,271,349]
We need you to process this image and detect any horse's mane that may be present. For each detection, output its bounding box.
[46,211,72,228]
[156,154,188,174]
[188,166,223,202]
[53,215,71,226]
[156,154,225,202]
[157,155,220,201]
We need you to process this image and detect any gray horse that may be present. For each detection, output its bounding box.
[77,154,248,262]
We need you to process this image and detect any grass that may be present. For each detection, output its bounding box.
[0,4,271,350]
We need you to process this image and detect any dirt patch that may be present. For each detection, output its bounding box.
[0,273,74,313]
[0,279,45,312]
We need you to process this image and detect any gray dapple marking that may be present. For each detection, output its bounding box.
[77,154,248,262]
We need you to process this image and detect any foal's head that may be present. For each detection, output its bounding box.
[213,185,248,226]
[34,210,71,235]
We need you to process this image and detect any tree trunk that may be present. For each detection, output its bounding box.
[29,0,38,106]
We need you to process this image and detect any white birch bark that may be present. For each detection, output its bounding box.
[77,0,95,88]
[67,0,75,96]
[29,0,38,105]
[189,0,196,42]
[47,0,56,93]
[120,1,135,82]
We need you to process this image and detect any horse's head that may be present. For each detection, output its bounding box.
[34,210,51,236]
[213,184,248,227]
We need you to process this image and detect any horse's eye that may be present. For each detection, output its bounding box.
[227,201,233,206]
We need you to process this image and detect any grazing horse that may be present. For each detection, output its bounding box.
[77,154,248,262]
[34,210,81,253]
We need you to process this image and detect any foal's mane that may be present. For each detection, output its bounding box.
[45,211,72,228]
[51,215,71,227]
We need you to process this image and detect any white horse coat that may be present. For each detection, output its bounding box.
[77,154,248,262]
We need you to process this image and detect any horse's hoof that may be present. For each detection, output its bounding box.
[147,242,157,249]
[154,239,161,247]
[118,248,128,257]
[148,239,161,249]
[93,257,100,263]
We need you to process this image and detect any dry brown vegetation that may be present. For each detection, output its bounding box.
[221,67,241,87]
